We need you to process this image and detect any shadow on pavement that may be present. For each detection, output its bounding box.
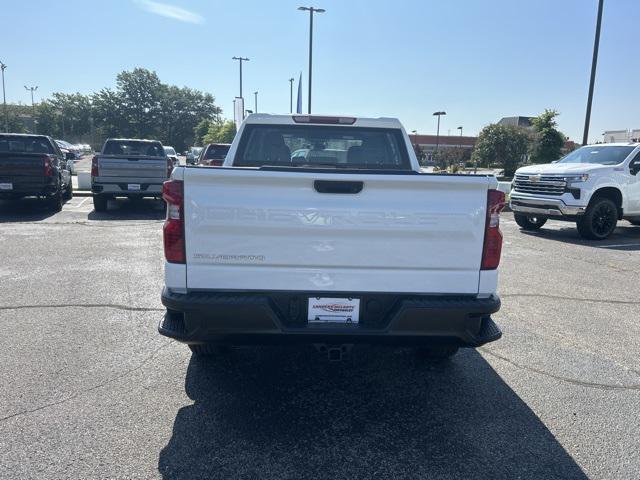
[87,197,165,221]
[0,198,59,223]
[519,223,640,251]
[158,346,588,480]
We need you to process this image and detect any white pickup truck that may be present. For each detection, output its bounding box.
[159,114,505,360]
[510,143,640,239]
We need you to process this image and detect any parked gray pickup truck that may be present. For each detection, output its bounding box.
[91,138,172,211]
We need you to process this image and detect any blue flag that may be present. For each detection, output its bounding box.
[296,73,303,114]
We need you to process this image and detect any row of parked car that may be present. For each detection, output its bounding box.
[0,131,232,213]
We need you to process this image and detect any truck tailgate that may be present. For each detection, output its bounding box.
[184,168,490,294]
[0,154,46,189]
[97,156,167,179]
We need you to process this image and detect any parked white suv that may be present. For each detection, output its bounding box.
[510,143,640,239]
[158,114,506,361]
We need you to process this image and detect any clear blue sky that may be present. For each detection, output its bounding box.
[2,0,638,142]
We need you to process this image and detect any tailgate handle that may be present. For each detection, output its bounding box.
[314,180,363,194]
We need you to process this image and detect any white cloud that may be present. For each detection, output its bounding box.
[134,0,204,24]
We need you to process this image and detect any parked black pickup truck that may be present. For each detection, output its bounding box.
[0,133,73,211]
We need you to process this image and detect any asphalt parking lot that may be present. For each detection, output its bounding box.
[0,197,639,480]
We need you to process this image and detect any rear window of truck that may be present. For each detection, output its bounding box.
[0,136,54,154]
[234,125,411,169]
[204,144,231,160]
[103,140,164,157]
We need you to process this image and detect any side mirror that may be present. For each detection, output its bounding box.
[630,162,640,176]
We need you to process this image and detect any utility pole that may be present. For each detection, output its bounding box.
[583,0,604,145]
[24,85,38,133]
[298,6,325,114]
[0,61,7,132]
[254,91,258,114]
[289,77,294,113]
[232,56,249,98]
[457,126,463,148]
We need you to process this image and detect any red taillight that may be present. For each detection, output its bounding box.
[43,155,54,177]
[91,155,99,177]
[481,189,506,270]
[162,180,185,264]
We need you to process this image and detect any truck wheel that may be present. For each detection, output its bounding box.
[576,197,618,240]
[514,213,547,231]
[64,182,73,201]
[93,194,108,212]
[417,344,459,361]
[47,192,63,212]
[189,344,230,356]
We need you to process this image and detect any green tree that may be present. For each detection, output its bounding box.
[439,147,471,171]
[90,68,220,150]
[472,124,530,178]
[92,87,127,138]
[34,102,62,137]
[203,120,237,144]
[158,85,220,151]
[2,104,30,133]
[193,119,212,146]
[529,109,565,164]
[115,68,164,139]
[49,93,93,137]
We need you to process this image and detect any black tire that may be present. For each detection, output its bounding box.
[189,344,230,356]
[417,344,459,361]
[63,181,73,201]
[576,197,618,240]
[47,191,63,212]
[514,213,547,231]
[93,194,108,212]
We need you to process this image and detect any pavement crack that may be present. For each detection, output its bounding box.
[480,347,640,391]
[0,341,171,424]
[501,293,640,306]
[0,303,163,312]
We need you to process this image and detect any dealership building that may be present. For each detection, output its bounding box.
[603,129,640,143]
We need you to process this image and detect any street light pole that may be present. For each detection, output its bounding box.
[298,6,325,114]
[254,91,258,114]
[289,78,294,113]
[457,126,463,148]
[232,56,249,99]
[433,111,446,159]
[582,0,604,145]
[0,61,7,132]
[24,85,38,133]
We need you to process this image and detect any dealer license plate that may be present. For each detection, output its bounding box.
[308,297,360,324]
